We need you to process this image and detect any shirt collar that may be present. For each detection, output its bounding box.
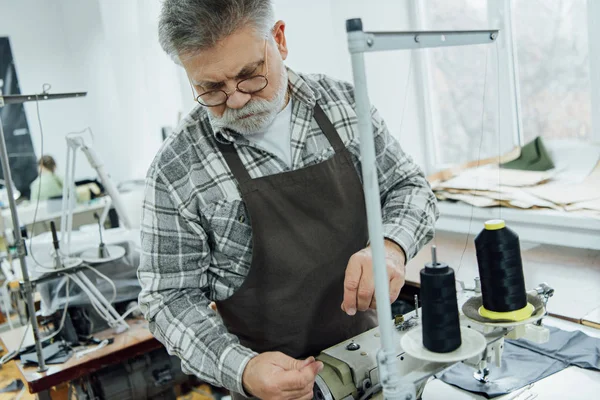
[208,67,320,143]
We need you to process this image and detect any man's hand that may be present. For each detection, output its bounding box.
[341,240,406,315]
[242,352,323,400]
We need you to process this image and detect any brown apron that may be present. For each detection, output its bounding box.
[215,103,378,398]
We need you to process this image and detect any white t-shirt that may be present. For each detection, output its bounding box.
[246,99,293,168]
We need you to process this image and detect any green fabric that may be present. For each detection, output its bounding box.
[29,170,63,201]
[501,136,554,171]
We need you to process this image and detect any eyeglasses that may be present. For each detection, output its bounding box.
[190,40,269,107]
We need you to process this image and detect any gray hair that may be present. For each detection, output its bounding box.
[159,0,275,63]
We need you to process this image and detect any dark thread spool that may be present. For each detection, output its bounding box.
[420,261,462,353]
[475,220,527,312]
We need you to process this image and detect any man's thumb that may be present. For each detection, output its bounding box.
[280,354,316,370]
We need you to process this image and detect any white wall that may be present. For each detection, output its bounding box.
[1,0,428,187]
[274,0,428,168]
[0,0,187,185]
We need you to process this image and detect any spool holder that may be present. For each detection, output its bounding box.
[346,18,499,400]
[459,280,555,384]
[0,91,86,371]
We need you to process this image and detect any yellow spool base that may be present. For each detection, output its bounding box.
[479,302,535,322]
[484,219,506,230]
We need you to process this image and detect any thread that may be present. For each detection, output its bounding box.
[475,220,528,313]
[420,258,462,353]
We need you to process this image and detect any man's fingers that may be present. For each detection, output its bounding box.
[299,356,315,369]
[369,297,377,309]
[342,255,363,316]
[283,363,321,399]
[388,265,405,304]
[356,264,374,312]
[297,391,315,400]
[303,360,323,375]
[278,362,321,391]
[277,353,314,371]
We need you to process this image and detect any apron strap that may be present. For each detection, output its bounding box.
[313,103,346,153]
[215,139,252,183]
[216,103,347,184]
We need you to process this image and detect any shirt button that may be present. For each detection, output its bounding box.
[238,215,245,223]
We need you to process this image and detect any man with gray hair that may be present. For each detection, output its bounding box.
[138,1,438,399]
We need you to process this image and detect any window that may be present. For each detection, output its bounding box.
[419,0,597,171]
[513,0,591,143]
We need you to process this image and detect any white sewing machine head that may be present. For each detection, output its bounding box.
[313,281,554,400]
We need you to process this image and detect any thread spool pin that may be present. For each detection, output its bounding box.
[414,294,419,318]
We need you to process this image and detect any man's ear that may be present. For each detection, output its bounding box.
[272,20,288,60]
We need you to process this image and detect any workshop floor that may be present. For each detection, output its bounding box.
[0,360,46,399]
[0,316,39,399]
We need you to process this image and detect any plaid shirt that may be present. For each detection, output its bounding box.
[138,68,439,394]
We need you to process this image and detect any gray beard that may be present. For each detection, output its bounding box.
[209,67,289,135]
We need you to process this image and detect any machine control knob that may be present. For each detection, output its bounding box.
[346,341,360,351]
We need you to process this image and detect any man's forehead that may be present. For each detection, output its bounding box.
[182,30,265,83]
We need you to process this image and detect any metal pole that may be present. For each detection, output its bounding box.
[66,147,78,255]
[0,115,47,372]
[346,18,413,400]
[59,144,72,246]
[81,144,132,229]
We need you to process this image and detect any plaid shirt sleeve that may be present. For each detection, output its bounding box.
[366,106,439,260]
[137,167,256,394]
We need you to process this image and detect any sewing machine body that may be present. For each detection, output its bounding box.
[313,283,554,400]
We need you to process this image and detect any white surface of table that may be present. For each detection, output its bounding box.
[422,317,600,400]
[0,197,109,233]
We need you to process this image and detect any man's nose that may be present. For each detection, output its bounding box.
[226,90,251,109]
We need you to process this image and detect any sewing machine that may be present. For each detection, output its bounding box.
[313,281,554,400]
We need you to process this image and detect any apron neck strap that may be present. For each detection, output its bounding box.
[216,102,346,184]
[216,140,252,183]
[313,103,346,153]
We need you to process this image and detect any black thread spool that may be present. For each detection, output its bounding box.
[420,246,462,353]
[475,220,528,313]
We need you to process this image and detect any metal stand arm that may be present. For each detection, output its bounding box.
[0,117,47,372]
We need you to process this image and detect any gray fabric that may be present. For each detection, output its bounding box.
[436,326,600,398]
[512,326,600,370]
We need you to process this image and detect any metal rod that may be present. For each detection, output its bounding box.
[74,272,128,330]
[347,27,406,400]
[59,144,72,246]
[0,115,47,372]
[0,92,86,104]
[66,149,77,254]
[80,143,132,229]
[431,245,438,266]
[348,30,498,54]
[414,294,419,318]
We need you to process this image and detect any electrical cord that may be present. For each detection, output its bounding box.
[83,265,117,303]
[358,383,382,400]
[41,276,71,343]
[13,386,25,400]
[68,273,116,327]
[0,275,72,361]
